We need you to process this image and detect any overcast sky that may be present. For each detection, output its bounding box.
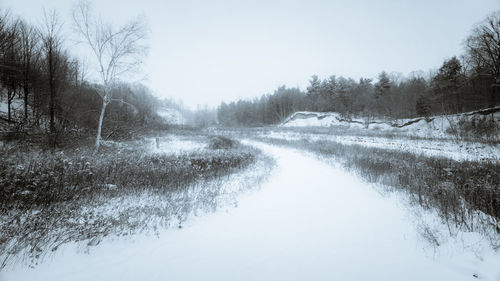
[2,0,499,108]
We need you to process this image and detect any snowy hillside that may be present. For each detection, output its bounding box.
[281,107,500,139]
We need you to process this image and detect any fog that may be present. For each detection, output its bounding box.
[2,0,499,107]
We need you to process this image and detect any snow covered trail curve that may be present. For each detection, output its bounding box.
[1,142,499,281]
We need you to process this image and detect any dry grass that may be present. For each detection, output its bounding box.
[0,135,273,268]
[252,136,500,247]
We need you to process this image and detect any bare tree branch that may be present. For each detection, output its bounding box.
[72,0,148,151]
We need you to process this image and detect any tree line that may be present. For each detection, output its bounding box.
[0,1,160,149]
[218,11,500,127]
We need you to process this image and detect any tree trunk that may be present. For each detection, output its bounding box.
[23,84,28,122]
[7,88,15,123]
[95,97,108,152]
[49,47,56,134]
[7,95,11,123]
[23,60,30,122]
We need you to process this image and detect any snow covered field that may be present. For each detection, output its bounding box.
[260,130,500,162]
[2,142,499,281]
[148,135,207,154]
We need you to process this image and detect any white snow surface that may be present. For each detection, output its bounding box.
[2,142,499,281]
[262,131,500,162]
[148,135,207,154]
[281,109,500,139]
[282,111,365,129]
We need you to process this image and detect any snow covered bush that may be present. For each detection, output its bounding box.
[208,135,238,150]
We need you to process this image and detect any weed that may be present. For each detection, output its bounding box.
[0,135,270,268]
[252,136,500,247]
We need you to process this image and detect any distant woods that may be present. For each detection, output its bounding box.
[218,10,500,127]
[0,3,160,148]
[3,6,499,133]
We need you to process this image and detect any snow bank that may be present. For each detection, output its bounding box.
[281,107,500,139]
[282,111,365,128]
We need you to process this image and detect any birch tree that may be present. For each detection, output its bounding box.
[72,0,147,151]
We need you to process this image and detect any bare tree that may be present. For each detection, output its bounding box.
[465,11,500,78]
[0,11,22,123]
[19,20,40,122]
[72,0,148,151]
[39,9,64,134]
[465,11,500,107]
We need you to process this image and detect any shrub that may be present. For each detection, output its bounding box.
[208,135,238,150]
[455,115,499,141]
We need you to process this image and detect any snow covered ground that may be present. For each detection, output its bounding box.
[261,130,500,162]
[281,108,500,140]
[147,135,207,155]
[2,142,499,281]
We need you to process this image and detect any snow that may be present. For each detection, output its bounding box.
[281,108,500,140]
[2,142,499,281]
[148,135,207,154]
[262,131,500,162]
[281,111,365,128]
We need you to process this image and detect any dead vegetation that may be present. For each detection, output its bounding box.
[0,135,272,269]
[253,136,500,248]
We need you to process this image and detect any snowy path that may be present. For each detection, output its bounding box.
[1,142,499,281]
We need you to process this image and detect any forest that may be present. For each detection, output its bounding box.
[217,11,500,127]
[0,7,164,148]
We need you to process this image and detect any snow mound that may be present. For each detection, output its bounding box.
[281,111,366,128]
[281,107,500,139]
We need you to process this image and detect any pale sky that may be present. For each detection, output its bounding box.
[2,0,499,108]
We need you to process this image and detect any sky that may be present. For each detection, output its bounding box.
[1,0,499,108]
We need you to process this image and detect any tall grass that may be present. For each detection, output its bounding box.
[0,136,272,268]
[255,137,500,247]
